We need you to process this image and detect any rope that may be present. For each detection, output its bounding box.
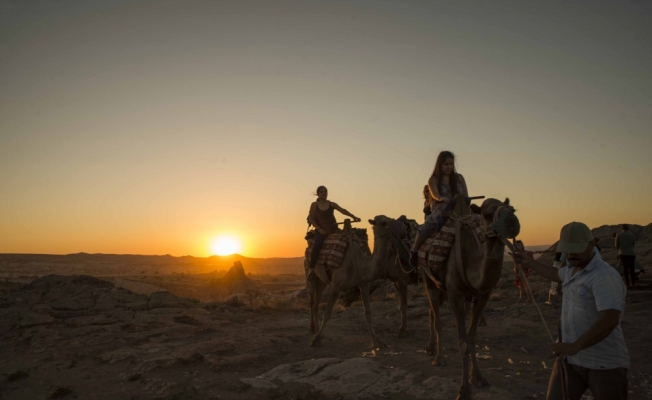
[501,237,554,340]
[518,264,555,342]
[502,236,568,400]
[389,233,414,274]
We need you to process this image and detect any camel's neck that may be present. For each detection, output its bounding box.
[359,234,391,282]
[466,237,505,293]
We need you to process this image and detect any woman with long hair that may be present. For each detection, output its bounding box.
[307,186,360,280]
[410,151,468,267]
[422,184,432,221]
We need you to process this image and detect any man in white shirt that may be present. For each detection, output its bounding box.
[513,222,629,400]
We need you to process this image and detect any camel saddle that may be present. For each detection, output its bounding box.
[305,228,370,279]
[418,195,485,288]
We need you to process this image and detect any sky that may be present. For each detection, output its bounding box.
[1,0,651,258]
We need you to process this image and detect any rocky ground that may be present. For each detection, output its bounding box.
[0,259,650,400]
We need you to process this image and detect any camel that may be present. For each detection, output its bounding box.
[416,195,515,400]
[307,216,405,348]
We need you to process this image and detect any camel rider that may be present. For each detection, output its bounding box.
[422,184,432,221]
[307,186,360,280]
[410,151,468,267]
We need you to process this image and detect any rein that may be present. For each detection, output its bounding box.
[388,232,414,274]
[501,236,568,400]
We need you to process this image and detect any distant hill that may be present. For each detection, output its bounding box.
[524,245,552,253]
[537,223,652,270]
[0,253,305,277]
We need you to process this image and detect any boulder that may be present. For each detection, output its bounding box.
[148,292,198,310]
[242,357,510,399]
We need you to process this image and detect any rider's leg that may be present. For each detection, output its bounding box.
[411,213,439,266]
[309,231,327,279]
[410,233,426,266]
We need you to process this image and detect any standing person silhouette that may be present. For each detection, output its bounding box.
[615,224,637,288]
[307,186,360,280]
[513,240,534,303]
[410,151,468,267]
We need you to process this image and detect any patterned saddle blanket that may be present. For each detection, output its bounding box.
[305,229,370,270]
[418,214,485,272]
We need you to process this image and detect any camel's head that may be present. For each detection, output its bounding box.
[368,215,394,239]
[480,197,520,239]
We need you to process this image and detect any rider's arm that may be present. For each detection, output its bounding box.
[331,202,359,220]
[427,176,447,202]
[458,174,469,197]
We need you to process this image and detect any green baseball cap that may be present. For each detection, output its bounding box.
[557,222,593,253]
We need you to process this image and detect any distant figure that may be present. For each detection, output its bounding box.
[410,151,469,266]
[307,186,360,281]
[615,224,637,288]
[514,222,630,400]
[594,237,602,253]
[422,184,432,221]
[513,240,533,303]
[545,252,564,306]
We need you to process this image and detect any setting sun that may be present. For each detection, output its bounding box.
[210,236,242,256]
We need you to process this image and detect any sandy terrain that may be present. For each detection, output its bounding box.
[0,257,650,400]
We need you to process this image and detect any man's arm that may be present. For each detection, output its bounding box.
[551,309,621,358]
[615,234,620,250]
[512,252,562,282]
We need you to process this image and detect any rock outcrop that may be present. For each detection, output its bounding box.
[0,275,243,398]
[538,223,652,270]
[241,357,509,399]
[205,261,259,300]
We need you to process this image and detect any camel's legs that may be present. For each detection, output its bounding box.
[310,284,339,347]
[449,294,473,400]
[360,283,386,348]
[393,281,408,338]
[423,279,445,365]
[309,287,316,334]
[467,294,491,388]
[309,280,325,334]
[465,297,487,327]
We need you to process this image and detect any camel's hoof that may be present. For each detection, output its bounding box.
[479,320,487,327]
[455,385,473,400]
[473,376,490,388]
[309,337,321,347]
[431,358,447,366]
[396,330,406,338]
[372,341,387,349]
[425,345,434,356]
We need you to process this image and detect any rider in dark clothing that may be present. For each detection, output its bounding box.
[307,186,360,280]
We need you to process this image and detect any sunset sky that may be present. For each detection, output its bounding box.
[1,0,651,258]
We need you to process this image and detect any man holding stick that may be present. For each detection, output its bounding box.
[512,222,629,400]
